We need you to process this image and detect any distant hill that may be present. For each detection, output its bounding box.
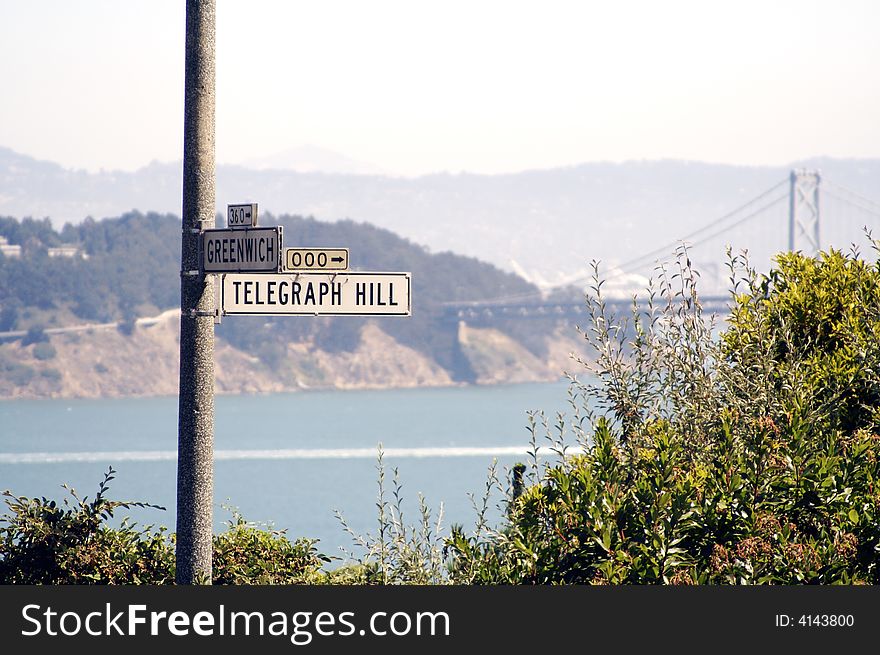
[3,146,879,288]
[0,212,564,384]
[242,145,387,175]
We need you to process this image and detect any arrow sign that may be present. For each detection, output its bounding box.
[220,272,410,316]
[227,203,258,229]
[285,247,349,271]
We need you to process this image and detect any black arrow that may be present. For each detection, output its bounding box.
[331,256,345,263]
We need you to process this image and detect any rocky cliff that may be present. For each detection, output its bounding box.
[0,310,585,399]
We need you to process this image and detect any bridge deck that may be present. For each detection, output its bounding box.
[442,295,732,320]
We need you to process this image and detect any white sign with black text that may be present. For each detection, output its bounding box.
[219,272,411,316]
[227,203,258,228]
[202,226,281,273]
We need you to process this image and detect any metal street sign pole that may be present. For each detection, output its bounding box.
[176,0,216,585]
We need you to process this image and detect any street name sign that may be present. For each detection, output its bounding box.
[202,226,282,273]
[285,247,349,271]
[220,272,411,316]
[227,203,258,228]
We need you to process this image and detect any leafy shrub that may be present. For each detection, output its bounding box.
[117,316,137,336]
[447,246,880,584]
[0,469,330,585]
[21,325,47,346]
[724,248,880,434]
[0,467,173,584]
[0,353,34,386]
[448,415,880,584]
[32,342,56,360]
[39,368,62,382]
[212,511,328,585]
[0,304,19,331]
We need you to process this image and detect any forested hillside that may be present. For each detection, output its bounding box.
[5,146,880,289]
[0,213,180,328]
[0,213,556,382]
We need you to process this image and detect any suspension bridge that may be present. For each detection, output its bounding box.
[1,169,877,353]
[443,169,880,324]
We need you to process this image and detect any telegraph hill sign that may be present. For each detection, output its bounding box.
[201,204,411,317]
[220,272,410,316]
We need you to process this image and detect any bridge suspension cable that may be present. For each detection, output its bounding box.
[574,177,790,284]
[663,193,789,253]
[822,179,880,221]
[450,174,880,310]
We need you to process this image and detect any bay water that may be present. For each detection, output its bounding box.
[0,382,578,562]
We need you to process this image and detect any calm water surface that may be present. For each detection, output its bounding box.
[0,382,577,558]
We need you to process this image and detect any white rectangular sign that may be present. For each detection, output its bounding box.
[220,272,411,316]
[227,203,258,228]
[285,247,349,271]
[202,227,281,273]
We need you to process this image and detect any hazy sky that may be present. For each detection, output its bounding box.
[2,0,879,176]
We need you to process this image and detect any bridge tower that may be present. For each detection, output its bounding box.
[788,169,821,254]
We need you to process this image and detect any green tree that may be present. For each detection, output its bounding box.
[724,248,880,434]
[447,247,880,584]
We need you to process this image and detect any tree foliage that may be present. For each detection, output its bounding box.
[0,212,180,322]
[215,214,542,378]
[0,468,329,585]
[724,248,880,434]
[447,247,880,584]
[0,467,173,584]
[0,212,544,379]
